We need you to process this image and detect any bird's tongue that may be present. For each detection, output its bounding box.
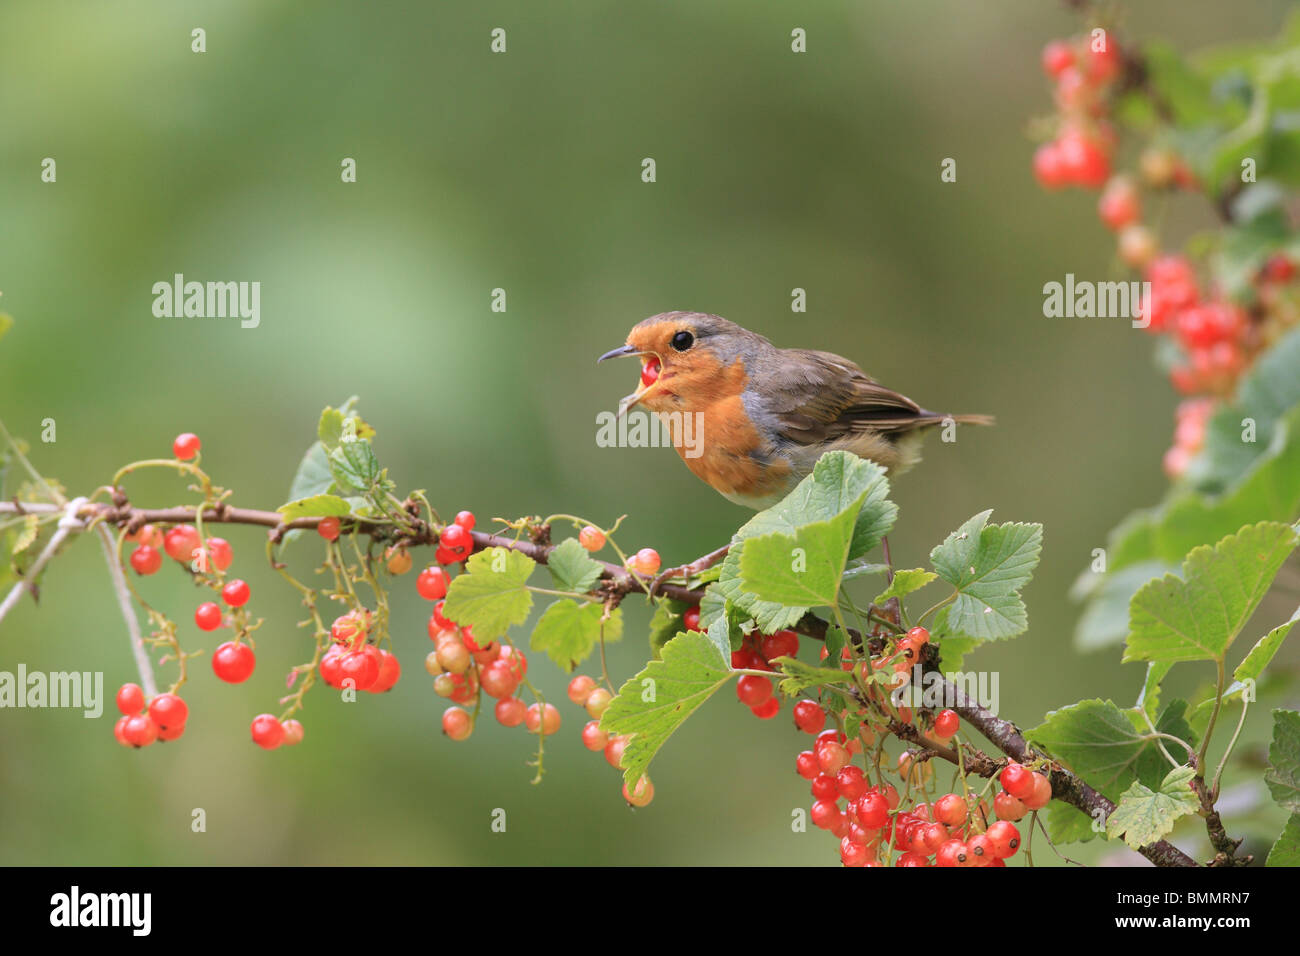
[640,356,661,388]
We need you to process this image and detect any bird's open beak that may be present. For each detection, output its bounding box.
[597,343,639,363]
[598,343,655,416]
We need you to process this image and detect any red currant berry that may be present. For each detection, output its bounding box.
[585,688,613,719]
[220,578,251,608]
[629,548,661,575]
[129,545,162,576]
[495,697,526,727]
[194,602,223,631]
[751,697,780,720]
[367,649,402,693]
[811,774,840,801]
[966,833,995,867]
[841,836,871,867]
[439,523,471,555]
[163,525,200,563]
[810,799,841,831]
[431,600,456,631]
[116,683,145,716]
[317,517,341,541]
[622,775,655,808]
[581,719,609,751]
[854,792,890,830]
[385,546,413,575]
[126,524,163,548]
[454,510,476,531]
[682,605,701,632]
[172,432,201,460]
[736,674,772,707]
[1098,175,1140,230]
[113,715,132,747]
[415,566,449,601]
[481,659,521,699]
[1000,762,1035,800]
[340,649,380,690]
[1033,142,1068,190]
[320,645,346,688]
[936,838,970,867]
[281,719,305,745]
[207,537,233,571]
[932,792,966,826]
[986,820,1021,858]
[796,751,819,780]
[1022,771,1053,810]
[793,699,826,734]
[1041,39,1074,77]
[836,765,868,801]
[442,706,474,741]
[759,630,799,661]
[250,714,284,749]
[934,709,960,739]
[147,693,188,730]
[123,714,159,747]
[578,525,606,551]
[640,356,661,387]
[525,702,561,736]
[212,641,255,683]
[567,674,597,706]
[995,791,1029,821]
[605,734,629,769]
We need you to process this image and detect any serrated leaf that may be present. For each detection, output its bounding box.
[1235,615,1298,684]
[277,493,352,522]
[600,631,734,787]
[772,655,855,697]
[703,616,733,666]
[546,537,604,593]
[738,491,866,608]
[328,440,380,494]
[1125,521,1299,665]
[1046,801,1098,845]
[714,452,896,635]
[824,624,848,662]
[1137,661,1174,719]
[1105,766,1200,850]
[442,547,536,639]
[930,510,1043,642]
[529,599,621,671]
[318,398,375,453]
[287,442,334,501]
[1266,709,1300,812]
[1028,698,1168,800]
[935,635,978,673]
[872,569,938,605]
[1267,813,1300,866]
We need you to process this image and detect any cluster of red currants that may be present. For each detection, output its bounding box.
[113,684,189,748]
[1032,34,1124,191]
[319,608,402,693]
[566,674,652,806]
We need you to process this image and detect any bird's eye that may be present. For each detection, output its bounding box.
[670,330,694,352]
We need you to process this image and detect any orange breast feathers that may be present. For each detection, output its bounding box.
[645,353,792,499]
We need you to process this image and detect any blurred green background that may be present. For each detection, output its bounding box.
[1,0,1295,866]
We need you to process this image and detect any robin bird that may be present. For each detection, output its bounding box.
[599,311,993,512]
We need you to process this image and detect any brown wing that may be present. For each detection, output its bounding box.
[760,349,935,448]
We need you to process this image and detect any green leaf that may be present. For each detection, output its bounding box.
[824,624,848,662]
[10,513,39,555]
[546,537,604,593]
[1028,699,1167,800]
[713,452,896,634]
[317,398,375,452]
[1105,766,1200,850]
[738,490,866,607]
[1267,813,1300,866]
[328,440,380,494]
[287,442,335,501]
[600,630,735,787]
[929,510,1043,642]
[276,493,352,522]
[529,600,621,672]
[935,635,978,673]
[1134,700,1198,790]
[1235,615,1299,684]
[872,569,938,605]
[1266,709,1300,812]
[1125,521,1299,664]
[442,547,536,640]
[1045,801,1098,845]
[772,655,855,697]
[648,598,689,657]
[1136,661,1174,720]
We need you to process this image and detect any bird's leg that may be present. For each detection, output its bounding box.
[647,544,731,597]
[881,535,895,584]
